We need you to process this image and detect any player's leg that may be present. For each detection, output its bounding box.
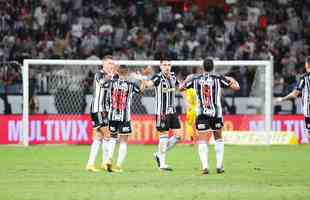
[155,131,172,171]
[154,115,170,170]
[186,110,196,143]
[212,118,225,174]
[106,121,118,172]
[167,113,182,151]
[98,126,110,170]
[196,115,210,174]
[114,121,131,172]
[198,131,209,174]
[302,117,310,144]
[115,135,128,172]
[86,113,103,172]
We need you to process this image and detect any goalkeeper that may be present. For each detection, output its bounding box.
[185,87,197,143]
[184,67,202,143]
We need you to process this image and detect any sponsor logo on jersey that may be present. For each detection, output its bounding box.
[215,123,222,128]
[198,124,206,129]
[122,127,130,132]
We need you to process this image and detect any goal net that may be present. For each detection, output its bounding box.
[21,59,274,146]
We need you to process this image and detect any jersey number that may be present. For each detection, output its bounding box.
[112,89,127,111]
[203,85,210,106]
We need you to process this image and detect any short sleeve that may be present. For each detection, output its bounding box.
[296,77,305,92]
[103,80,110,88]
[151,74,161,87]
[133,83,141,94]
[95,72,106,87]
[185,80,194,89]
[219,76,232,88]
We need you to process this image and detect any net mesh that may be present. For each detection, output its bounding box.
[27,64,267,117]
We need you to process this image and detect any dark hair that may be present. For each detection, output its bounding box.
[203,59,214,72]
[118,65,129,75]
[159,52,170,63]
[306,56,310,64]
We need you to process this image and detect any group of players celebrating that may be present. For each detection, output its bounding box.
[86,54,240,174]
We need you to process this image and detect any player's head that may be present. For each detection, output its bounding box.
[203,59,214,72]
[160,57,171,75]
[117,65,129,77]
[102,55,114,73]
[306,56,310,72]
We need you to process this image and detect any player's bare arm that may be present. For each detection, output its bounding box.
[275,90,300,102]
[225,76,240,91]
[178,74,194,91]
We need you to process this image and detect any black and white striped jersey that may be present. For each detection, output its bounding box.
[104,79,141,122]
[151,72,179,115]
[296,73,310,117]
[90,70,110,113]
[184,74,231,118]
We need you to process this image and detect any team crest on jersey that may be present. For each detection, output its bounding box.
[110,126,116,131]
[215,123,222,128]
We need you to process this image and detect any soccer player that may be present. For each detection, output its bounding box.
[143,58,182,171]
[86,55,115,172]
[276,56,310,144]
[180,59,240,174]
[104,65,144,172]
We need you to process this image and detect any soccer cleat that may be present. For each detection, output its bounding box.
[106,159,113,172]
[100,163,108,171]
[216,167,225,174]
[153,152,161,168]
[159,165,173,171]
[86,165,100,172]
[202,168,209,175]
[112,166,123,173]
[159,167,173,171]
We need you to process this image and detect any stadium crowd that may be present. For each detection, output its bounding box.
[0,0,310,96]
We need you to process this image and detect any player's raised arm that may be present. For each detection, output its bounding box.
[276,72,305,102]
[225,76,240,91]
[179,74,194,91]
[275,89,300,102]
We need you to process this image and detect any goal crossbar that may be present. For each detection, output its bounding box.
[22,59,273,146]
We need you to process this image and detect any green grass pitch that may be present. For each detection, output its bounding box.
[0,145,310,200]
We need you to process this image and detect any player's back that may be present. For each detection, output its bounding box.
[107,79,140,122]
[190,74,230,118]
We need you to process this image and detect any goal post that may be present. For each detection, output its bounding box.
[22,59,274,146]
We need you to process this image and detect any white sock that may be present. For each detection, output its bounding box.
[108,137,117,160]
[214,139,224,169]
[116,142,127,168]
[301,129,309,144]
[198,141,208,169]
[102,138,109,164]
[87,139,101,166]
[167,135,180,151]
[158,135,168,168]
